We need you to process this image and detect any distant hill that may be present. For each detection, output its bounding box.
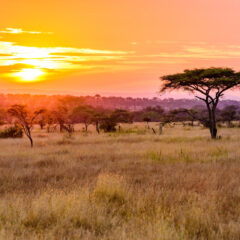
[0,94,239,111]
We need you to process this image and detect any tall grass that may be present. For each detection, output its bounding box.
[0,123,240,239]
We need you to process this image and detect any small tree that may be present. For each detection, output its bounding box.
[45,112,55,133]
[111,109,133,123]
[160,68,240,139]
[8,105,45,147]
[37,112,47,130]
[52,106,69,132]
[71,106,94,132]
[143,116,151,129]
[171,108,209,128]
[99,116,117,132]
[91,113,102,134]
[220,105,238,127]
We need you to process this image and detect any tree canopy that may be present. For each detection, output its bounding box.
[161,68,240,95]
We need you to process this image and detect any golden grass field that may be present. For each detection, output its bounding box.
[0,123,240,240]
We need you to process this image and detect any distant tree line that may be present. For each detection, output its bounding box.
[0,93,239,112]
[0,100,240,147]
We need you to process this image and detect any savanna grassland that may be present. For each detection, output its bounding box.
[1,123,240,240]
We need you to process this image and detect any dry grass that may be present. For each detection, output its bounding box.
[0,123,240,239]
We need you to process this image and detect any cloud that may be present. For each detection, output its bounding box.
[0,63,34,73]
[182,45,240,59]
[120,60,183,65]
[50,48,132,56]
[0,53,13,57]
[0,28,52,35]
[138,44,240,60]
[66,59,120,66]
[0,39,134,81]
[50,52,126,57]
[2,29,240,83]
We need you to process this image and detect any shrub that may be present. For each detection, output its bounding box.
[99,117,117,132]
[0,125,23,138]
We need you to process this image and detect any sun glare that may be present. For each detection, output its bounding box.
[0,29,132,83]
[13,68,45,82]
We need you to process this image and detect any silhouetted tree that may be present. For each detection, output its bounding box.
[8,105,45,147]
[161,68,240,138]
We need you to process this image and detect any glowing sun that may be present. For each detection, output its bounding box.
[14,68,45,82]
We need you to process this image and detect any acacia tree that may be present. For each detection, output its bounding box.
[160,68,240,139]
[8,104,45,147]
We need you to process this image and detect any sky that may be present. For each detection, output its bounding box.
[1,0,240,99]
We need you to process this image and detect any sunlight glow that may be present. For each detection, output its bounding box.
[0,28,132,83]
[13,68,45,82]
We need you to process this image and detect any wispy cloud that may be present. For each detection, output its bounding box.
[138,44,240,60]
[0,29,133,81]
[0,63,34,73]
[2,28,240,83]
[183,45,240,59]
[0,28,52,34]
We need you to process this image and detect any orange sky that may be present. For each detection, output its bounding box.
[1,0,240,98]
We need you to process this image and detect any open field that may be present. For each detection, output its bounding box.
[0,123,240,239]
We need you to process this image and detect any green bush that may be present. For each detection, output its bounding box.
[99,118,117,132]
[0,125,23,138]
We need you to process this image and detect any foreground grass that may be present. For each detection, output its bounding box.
[0,124,240,239]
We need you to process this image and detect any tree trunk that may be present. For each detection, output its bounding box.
[29,136,33,148]
[96,122,100,134]
[209,110,217,139]
[159,123,163,135]
[209,125,217,139]
[152,128,156,134]
[206,101,218,139]
[85,123,88,132]
[24,127,34,147]
[60,123,64,132]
